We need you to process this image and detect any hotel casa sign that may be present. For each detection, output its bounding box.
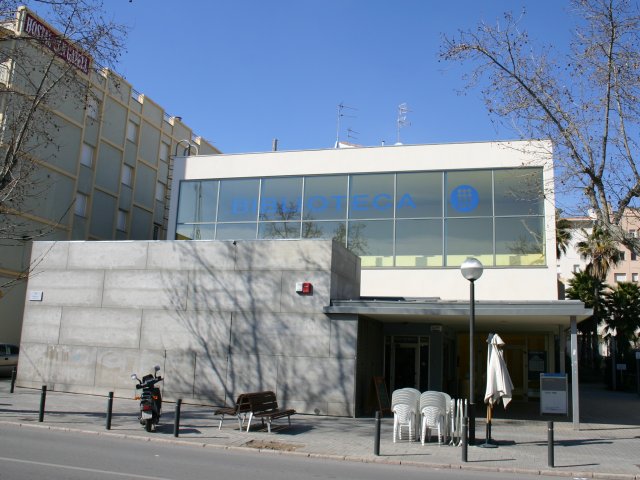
[21,10,91,75]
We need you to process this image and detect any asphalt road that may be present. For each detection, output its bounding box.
[0,423,562,480]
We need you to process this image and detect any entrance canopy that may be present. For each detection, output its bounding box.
[325,298,592,332]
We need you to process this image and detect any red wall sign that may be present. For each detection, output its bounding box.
[22,12,92,75]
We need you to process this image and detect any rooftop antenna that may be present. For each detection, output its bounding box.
[335,102,357,148]
[347,128,359,142]
[396,102,411,145]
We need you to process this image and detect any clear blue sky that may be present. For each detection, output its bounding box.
[106,1,574,154]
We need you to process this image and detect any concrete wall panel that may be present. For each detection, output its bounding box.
[193,352,229,405]
[68,241,148,270]
[235,240,332,271]
[277,356,355,416]
[103,270,188,309]
[59,307,142,348]
[95,348,165,390]
[329,316,358,358]
[231,312,330,356]
[139,310,230,354]
[162,351,196,401]
[27,271,104,306]
[20,306,62,343]
[226,353,279,396]
[280,271,331,313]
[30,241,69,270]
[147,241,236,271]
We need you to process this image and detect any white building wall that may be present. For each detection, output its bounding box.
[169,141,557,302]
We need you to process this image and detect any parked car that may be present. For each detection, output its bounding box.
[0,344,19,376]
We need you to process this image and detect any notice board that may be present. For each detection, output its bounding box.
[373,376,391,415]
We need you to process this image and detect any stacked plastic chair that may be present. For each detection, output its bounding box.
[419,391,447,445]
[391,388,420,442]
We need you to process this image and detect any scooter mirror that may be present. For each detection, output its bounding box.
[130,374,137,380]
[154,365,161,372]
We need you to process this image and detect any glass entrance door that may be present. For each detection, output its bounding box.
[386,336,430,391]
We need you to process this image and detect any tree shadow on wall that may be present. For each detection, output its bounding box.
[161,239,356,417]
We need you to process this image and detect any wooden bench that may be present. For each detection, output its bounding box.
[245,391,296,433]
[214,391,267,430]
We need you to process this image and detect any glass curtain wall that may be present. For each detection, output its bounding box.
[175,168,546,267]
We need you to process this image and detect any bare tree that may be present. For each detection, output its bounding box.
[441,0,640,249]
[0,1,126,290]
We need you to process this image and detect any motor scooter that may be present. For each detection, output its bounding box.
[131,365,163,432]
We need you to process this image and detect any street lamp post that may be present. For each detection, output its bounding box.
[461,257,484,445]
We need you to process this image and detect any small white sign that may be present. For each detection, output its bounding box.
[616,363,627,371]
[29,290,43,301]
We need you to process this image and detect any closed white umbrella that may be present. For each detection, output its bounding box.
[480,333,514,448]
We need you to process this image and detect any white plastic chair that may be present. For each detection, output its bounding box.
[442,392,452,444]
[391,388,420,442]
[419,391,446,445]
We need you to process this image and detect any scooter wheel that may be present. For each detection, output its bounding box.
[144,419,153,432]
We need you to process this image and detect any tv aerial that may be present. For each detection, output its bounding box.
[335,102,357,147]
[396,102,411,145]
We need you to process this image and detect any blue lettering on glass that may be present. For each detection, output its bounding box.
[351,194,369,210]
[308,195,328,212]
[229,192,417,216]
[450,185,479,212]
[372,193,393,210]
[332,195,347,210]
[397,193,416,210]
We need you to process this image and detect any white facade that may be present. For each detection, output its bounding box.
[169,140,557,302]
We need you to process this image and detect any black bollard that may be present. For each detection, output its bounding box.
[10,368,16,393]
[374,411,381,456]
[461,416,468,462]
[173,399,182,437]
[547,421,554,467]
[38,385,47,422]
[106,392,114,430]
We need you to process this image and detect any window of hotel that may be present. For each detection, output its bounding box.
[619,251,626,261]
[117,209,127,232]
[630,229,637,238]
[303,175,348,220]
[86,97,99,120]
[80,143,94,168]
[121,164,133,187]
[177,180,218,223]
[126,120,138,142]
[614,273,627,282]
[259,177,302,221]
[349,173,394,220]
[632,252,637,261]
[74,193,87,217]
[217,178,259,222]
[445,170,493,218]
[155,182,165,202]
[573,264,581,273]
[159,142,170,162]
[633,273,638,282]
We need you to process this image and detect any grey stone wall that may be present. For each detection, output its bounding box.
[18,239,361,416]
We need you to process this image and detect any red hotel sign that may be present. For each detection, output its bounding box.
[22,12,91,75]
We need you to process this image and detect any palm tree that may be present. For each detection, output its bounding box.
[566,270,608,370]
[576,225,621,281]
[603,282,640,362]
[555,214,572,259]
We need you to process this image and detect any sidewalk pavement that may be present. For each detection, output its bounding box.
[1,379,639,479]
